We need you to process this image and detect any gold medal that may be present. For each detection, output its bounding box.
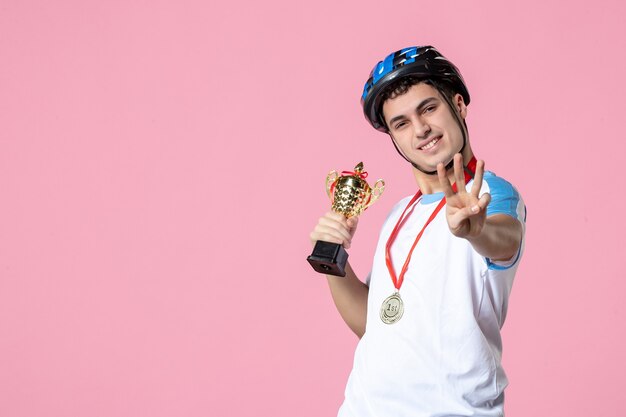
[380,292,404,324]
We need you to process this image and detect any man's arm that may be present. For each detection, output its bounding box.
[466,213,522,262]
[325,262,368,338]
[310,213,368,338]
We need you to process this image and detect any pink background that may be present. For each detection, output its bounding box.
[1,1,624,416]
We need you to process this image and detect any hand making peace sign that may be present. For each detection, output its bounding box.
[437,154,492,239]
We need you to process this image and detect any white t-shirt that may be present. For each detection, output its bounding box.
[338,172,526,417]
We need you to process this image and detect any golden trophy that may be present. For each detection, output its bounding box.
[307,162,385,277]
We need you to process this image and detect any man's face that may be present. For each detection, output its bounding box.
[382,82,467,173]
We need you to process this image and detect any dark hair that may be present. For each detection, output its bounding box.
[378,75,457,104]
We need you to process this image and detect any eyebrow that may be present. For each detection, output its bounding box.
[387,97,439,127]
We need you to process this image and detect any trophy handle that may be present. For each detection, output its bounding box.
[363,179,385,210]
[326,170,339,199]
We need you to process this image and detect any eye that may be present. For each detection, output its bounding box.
[394,121,407,130]
[424,105,436,114]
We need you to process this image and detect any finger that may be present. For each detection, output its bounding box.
[471,160,485,198]
[447,207,475,231]
[347,216,359,242]
[437,162,455,198]
[310,225,352,248]
[325,211,349,225]
[320,212,351,232]
[454,154,467,193]
[465,192,490,215]
[318,216,353,242]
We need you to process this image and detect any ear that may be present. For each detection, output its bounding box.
[454,93,468,119]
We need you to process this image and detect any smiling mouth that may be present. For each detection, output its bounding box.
[419,136,441,150]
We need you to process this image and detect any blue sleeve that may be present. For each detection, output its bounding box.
[482,172,526,270]
[484,172,525,221]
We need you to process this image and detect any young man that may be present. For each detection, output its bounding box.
[310,46,526,416]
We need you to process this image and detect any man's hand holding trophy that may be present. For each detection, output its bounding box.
[307,162,384,277]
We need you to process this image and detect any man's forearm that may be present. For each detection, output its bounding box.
[326,262,368,338]
[466,214,523,262]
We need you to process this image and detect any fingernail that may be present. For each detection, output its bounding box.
[471,205,479,213]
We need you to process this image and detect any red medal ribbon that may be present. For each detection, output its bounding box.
[385,157,477,291]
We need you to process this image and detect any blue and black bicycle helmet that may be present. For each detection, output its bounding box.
[361,46,470,132]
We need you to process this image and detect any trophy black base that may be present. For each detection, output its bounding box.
[307,241,349,277]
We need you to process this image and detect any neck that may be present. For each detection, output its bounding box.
[412,147,475,194]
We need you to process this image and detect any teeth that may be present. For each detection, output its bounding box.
[421,137,439,150]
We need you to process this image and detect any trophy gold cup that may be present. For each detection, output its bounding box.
[307,162,385,277]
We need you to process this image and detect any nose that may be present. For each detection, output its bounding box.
[413,117,431,139]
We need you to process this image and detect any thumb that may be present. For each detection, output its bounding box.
[347,216,359,229]
[477,192,491,211]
